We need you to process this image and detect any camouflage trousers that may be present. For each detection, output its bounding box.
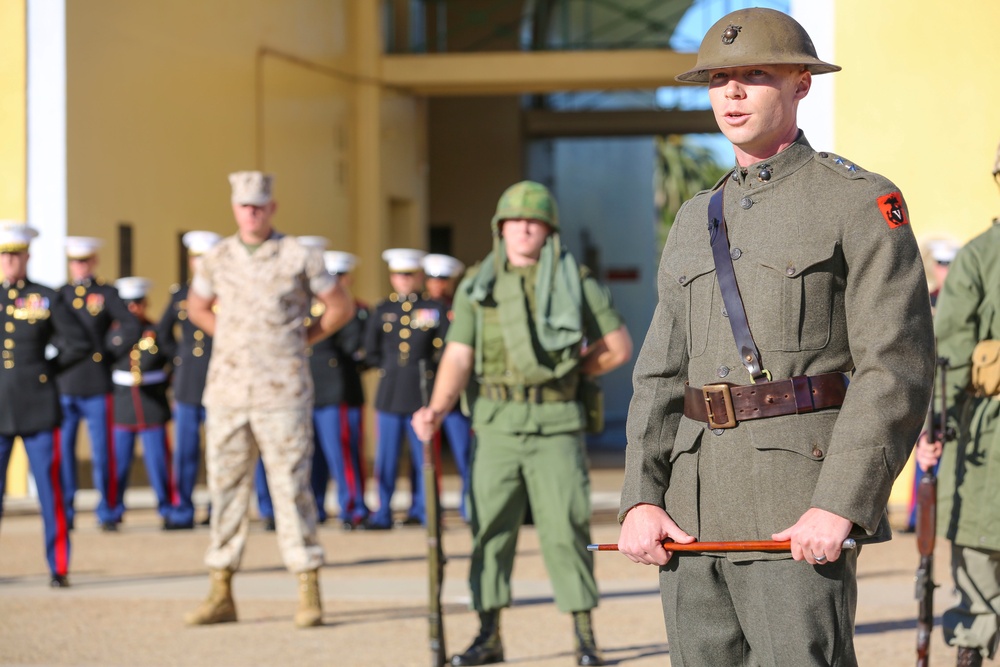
[203,406,324,574]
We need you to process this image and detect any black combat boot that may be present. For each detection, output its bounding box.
[573,610,604,666]
[450,610,504,666]
[956,647,984,667]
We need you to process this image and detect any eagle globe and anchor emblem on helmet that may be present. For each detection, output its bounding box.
[722,24,741,44]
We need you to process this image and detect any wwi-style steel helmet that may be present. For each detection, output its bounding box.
[676,8,840,84]
[491,181,560,234]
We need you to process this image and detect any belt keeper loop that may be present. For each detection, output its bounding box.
[790,375,815,414]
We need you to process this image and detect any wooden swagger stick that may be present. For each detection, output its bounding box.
[588,538,858,553]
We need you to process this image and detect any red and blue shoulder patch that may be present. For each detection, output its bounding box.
[877,191,909,229]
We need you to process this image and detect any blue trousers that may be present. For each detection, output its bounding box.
[59,394,117,525]
[370,410,424,528]
[440,409,472,520]
[112,425,173,521]
[0,431,71,577]
[314,404,369,524]
[167,402,205,525]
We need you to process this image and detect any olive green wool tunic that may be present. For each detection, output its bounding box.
[621,133,935,557]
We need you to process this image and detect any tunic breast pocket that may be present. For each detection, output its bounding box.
[751,244,842,352]
[680,266,717,358]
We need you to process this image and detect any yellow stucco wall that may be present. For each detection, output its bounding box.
[834,0,1000,244]
[0,0,25,220]
[0,0,28,496]
[834,0,1000,512]
[65,0,425,312]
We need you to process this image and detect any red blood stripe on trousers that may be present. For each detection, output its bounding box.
[49,428,70,576]
[105,394,118,509]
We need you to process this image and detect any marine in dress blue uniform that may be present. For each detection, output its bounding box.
[423,253,472,521]
[156,230,220,529]
[57,236,142,530]
[110,277,175,526]
[0,223,89,587]
[364,248,447,529]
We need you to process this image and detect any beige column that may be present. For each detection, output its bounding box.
[353,0,386,305]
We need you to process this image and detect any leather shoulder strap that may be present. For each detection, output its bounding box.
[708,180,769,383]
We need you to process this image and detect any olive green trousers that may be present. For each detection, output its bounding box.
[943,543,1000,659]
[659,550,859,667]
[467,427,598,613]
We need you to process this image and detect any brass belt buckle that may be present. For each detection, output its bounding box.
[702,383,736,429]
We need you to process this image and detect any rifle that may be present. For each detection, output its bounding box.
[915,355,949,667]
[588,538,858,553]
[419,359,447,667]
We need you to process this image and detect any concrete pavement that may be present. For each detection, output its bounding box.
[0,460,963,666]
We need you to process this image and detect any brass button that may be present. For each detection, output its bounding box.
[194,330,204,340]
[4,339,13,350]
[130,350,141,360]
[401,301,413,312]
[433,338,443,348]
[4,360,12,369]
[8,288,17,299]
[399,328,411,339]
[399,342,410,352]
[75,285,86,296]
[73,298,84,309]
[192,348,203,358]
[93,352,103,362]
[383,323,393,333]
[4,322,13,332]
[39,374,47,383]
[400,315,410,326]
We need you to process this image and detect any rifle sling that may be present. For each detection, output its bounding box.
[708,179,768,382]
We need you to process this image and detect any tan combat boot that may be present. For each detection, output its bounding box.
[293,569,323,628]
[184,569,237,625]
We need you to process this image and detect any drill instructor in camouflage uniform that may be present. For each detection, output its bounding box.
[183,171,355,629]
[916,143,1000,667]
[413,181,633,667]
[617,9,934,666]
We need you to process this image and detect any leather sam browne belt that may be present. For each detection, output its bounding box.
[684,372,849,430]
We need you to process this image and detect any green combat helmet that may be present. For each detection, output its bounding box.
[491,181,560,235]
[676,7,840,84]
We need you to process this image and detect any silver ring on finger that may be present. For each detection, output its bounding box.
[813,554,827,563]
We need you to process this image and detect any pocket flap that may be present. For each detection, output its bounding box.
[756,241,840,278]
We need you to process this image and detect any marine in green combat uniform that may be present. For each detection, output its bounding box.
[916,142,1000,667]
[412,181,633,666]
[616,8,934,667]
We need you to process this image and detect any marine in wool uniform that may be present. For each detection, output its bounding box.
[57,236,142,530]
[156,230,221,529]
[616,9,934,667]
[0,222,89,587]
[422,252,472,521]
[916,143,1000,667]
[110,277,175,527]
[364,248,448,529]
